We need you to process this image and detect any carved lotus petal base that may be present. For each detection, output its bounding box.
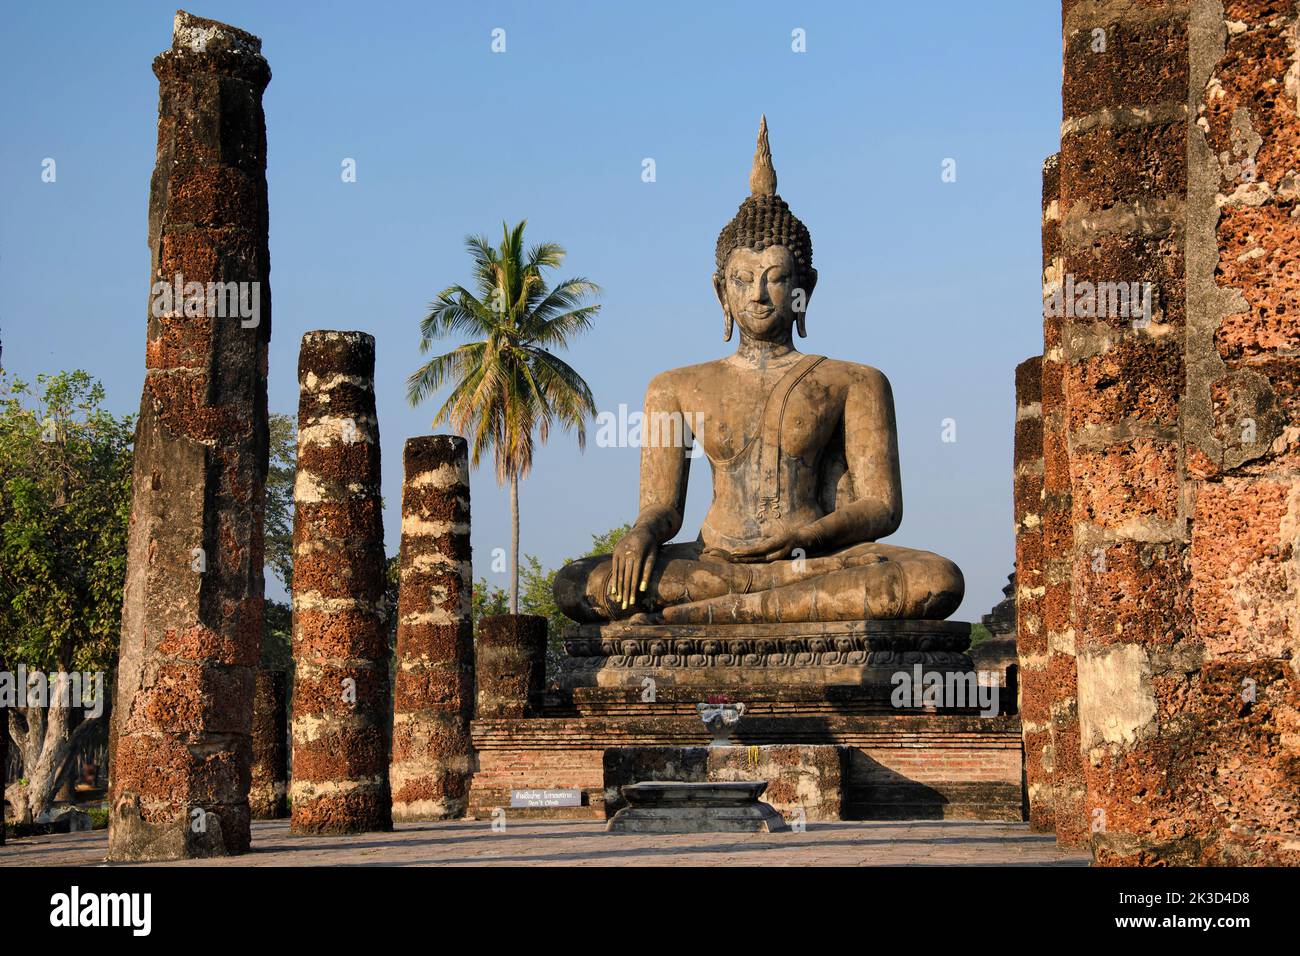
[560,620,974,689]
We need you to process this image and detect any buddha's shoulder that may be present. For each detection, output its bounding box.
[814,356,892,390]
[644,360,728,391]
[645,356,891,392]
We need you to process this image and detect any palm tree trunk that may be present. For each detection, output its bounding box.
[509,472,520,614]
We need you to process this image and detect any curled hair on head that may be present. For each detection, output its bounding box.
[714,194,816,295]
[714,116,817,299]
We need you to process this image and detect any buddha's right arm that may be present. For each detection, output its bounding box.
[633,373,690,544]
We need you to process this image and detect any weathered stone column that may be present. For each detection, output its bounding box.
[390,437,474,820]
[290,331,391,833]
[476,615,547,719]
[1012,356,1049,830]
[1039,151,1087,846]
[1179,0,1300,867]
[1,695,7,846]
[1055,0,1300,866]
[108,11,271,862]
[249,670,288,819]
[1060,0,1193,862]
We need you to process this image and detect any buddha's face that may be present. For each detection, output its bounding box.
[714,245,807,341]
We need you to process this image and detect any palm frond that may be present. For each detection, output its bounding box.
[409,219,601,486]
[529,277,601,323]
[524,347,598,451]
[406,342,487,407]
[525,242,565,271]
[420,286,500,347]
[532,304,601,350]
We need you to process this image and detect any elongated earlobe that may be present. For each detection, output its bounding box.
[795,313,807,338]
[713,272,732,341]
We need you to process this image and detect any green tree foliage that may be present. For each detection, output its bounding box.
[967,622,993,650]
[261,600,293,672]
[264,412,296,592]
[0,371,132,674]
[259,412,297,674]
[0,371,133,820]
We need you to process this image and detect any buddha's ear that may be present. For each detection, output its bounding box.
[795,269,817,338]
[713,273,733,341]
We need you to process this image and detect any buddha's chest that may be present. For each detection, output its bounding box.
[691,372,842,463]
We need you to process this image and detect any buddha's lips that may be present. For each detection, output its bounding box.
[742,307,775,319]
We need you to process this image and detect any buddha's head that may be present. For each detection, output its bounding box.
[713,116,817,342]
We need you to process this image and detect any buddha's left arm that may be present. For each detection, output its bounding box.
[802,369,902,550]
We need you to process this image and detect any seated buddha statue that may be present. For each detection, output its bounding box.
[554,117,964,626]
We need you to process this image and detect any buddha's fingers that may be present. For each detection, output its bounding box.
[620,555,636,610]
[728,534,786,562]
[638,543,658,592]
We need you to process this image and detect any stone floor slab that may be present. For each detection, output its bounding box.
[0,819,1089,867]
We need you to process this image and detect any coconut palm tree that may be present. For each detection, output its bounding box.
[408,220,601,613]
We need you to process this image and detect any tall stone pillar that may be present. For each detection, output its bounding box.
[1180,0,1300,867]
[1060,0,1191,859]
[1039,151,1087,846]
[476,615,547,719]
[1060,0,1195,863]
[1012,356,1049,830]
[390,437,474,821]
[1053,0,1300,866]
[290,331,391,833]
[1,696,7,846]
[108,11,271,862]
[249,670,288,819]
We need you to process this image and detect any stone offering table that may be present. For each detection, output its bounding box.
[606,781,788,834]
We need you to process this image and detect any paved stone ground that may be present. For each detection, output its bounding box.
[1,819,1090,866]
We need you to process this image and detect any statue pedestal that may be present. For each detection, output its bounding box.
[560,619,974,691]
[467,620,1022,824]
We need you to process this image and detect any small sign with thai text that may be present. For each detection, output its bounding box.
[510,788,581,808]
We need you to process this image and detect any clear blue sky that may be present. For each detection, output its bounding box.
[0,0,1061,619]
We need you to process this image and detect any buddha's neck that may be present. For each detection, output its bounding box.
[733,331,798,369]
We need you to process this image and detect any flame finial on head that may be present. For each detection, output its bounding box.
[749,115,777,197]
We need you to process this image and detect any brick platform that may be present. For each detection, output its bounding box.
[467,688,1023,822]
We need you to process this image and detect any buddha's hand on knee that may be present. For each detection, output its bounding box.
[729,526,817,563]
[610,527,659,611]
